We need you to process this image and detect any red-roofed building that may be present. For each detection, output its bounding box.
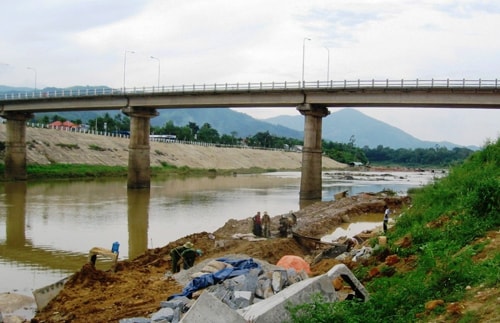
[49,120,79,129]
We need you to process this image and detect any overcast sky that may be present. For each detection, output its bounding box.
[1,0,499,147]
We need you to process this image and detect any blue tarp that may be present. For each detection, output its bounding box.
[168,258,261,300]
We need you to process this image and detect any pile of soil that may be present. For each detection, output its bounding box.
[33,193,405,323]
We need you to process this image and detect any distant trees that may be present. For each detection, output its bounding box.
[363,145,474,167]
[197,123,220,143]
[30,113,474,167]
[87,113,130,132]
[32,113,130,132]
[323,140,368,165]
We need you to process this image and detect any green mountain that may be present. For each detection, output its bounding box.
[151,108,303,139]
[265,109,464,149]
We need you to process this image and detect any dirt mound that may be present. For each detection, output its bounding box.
[65,263,122,288]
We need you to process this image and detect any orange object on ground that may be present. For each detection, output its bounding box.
[276,255,311,274]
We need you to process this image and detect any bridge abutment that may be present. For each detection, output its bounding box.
[122,107,159,189]
[297,104,330,203]
[1,112,33,181]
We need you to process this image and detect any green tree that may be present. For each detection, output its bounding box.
[197,123,219,143]
[177,126,194,141]
[188,122,199,137]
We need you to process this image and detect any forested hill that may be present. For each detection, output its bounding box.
[266,109,468,149]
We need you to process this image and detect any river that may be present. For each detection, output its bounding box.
[0,169,442,300]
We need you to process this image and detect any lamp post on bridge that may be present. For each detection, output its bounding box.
[150,56,160,88]
[302,37,311,87]
[27,66,37,92]
[324,47,330,83]
[123,50,135,91]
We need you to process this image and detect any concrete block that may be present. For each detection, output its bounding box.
[271,270,287,293]
[32,276,69,310]
[160,296,190,309]
[151,307,174,322]
[326,264,370,301]
[223,274,247,291]
[180,291,246,323]
[119,318,151,323]
[237,274,339,323]
[255,277,273,299]
[232,291,254,309]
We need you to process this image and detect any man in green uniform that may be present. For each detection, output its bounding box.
[170,242,202,273]
[170,242,194,273]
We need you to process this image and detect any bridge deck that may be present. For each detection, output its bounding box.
[1,79,500,113]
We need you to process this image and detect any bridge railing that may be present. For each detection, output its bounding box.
[1,79,499,101]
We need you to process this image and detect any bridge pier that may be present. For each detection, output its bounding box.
[297,104,330,203]
[1,112,33,181]
[122,107,158,189]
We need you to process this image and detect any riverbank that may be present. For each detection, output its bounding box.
[29,192,407,323]
[0,124,346,173]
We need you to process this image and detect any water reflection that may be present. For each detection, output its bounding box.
[6,182,26,247]
[127,189,149,259]
[321,213,383,242]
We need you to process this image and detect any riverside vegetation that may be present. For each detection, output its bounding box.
[288,138,500,323]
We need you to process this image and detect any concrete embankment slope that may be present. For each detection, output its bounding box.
[0,124,346,170]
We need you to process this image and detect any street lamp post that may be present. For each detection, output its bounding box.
[302,37,311,87]
[324,47,330,83]
[27,66,37,92]
[123,50,135,91]
[150,56,160,88]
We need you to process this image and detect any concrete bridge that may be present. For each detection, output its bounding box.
[1,78,500,202]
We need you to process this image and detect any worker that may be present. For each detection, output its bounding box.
[262,211,271,238]
[181,248,203,270]
[170,241,194,273]
[279,215,289,237]
[252,211,262,237]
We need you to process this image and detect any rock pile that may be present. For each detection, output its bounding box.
[119,256,368,323]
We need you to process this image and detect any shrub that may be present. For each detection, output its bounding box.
[56,143,79,149]
[88,144,106,151]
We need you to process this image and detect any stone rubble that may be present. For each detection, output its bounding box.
[118,255,368,323]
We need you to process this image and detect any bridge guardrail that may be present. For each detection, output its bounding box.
[1,79,499,101]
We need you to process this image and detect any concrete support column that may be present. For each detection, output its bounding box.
[2,112,33,181]
[297,104,330,202]
[122,107,158,189]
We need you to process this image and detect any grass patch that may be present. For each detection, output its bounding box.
[26,164,128,180]
[288,138,500,323]
[55,143,79,149]
[0,162,273,182]
[88,144,107,151]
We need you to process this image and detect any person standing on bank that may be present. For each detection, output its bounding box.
[252,211,262,237]
[262,211,271,238]
[383,206,391,233]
